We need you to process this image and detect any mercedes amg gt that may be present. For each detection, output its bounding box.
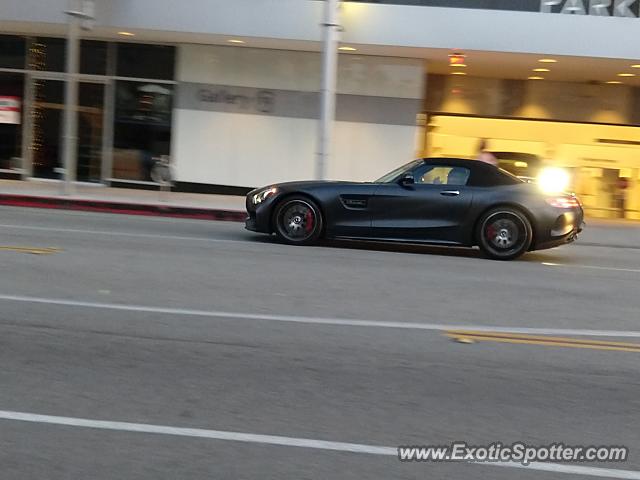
[245,158,584,260]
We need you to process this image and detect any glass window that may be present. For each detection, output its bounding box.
[77,83,105,182]
[27,38,107,74]
[31,80,64,179]
[0,35,26,69]
[30,37,66,72]
[0,73,25,171]
[116,43,175,80]
[112,81,173,181]
[375,159,423,183]
[416,165,470,186]
[80,40,107,75]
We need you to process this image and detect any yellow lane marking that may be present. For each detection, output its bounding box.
[0,246,62,255]
[446,330,640,353]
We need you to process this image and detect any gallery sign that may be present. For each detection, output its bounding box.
[0,96,20,125]
[176,82,420,126]
[178,82,317,119]
[197,87,277,114]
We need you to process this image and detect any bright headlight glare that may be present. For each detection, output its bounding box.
[538,168,570,194]
[252,187,277,204]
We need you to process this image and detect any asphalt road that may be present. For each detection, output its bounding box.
[1,206,639,480]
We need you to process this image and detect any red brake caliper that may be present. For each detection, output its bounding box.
[486,224,496,240]
[304,210,314,233]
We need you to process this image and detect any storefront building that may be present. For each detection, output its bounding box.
[1,0,640,218]
[0,35,175,184]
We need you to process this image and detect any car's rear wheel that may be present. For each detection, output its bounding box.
[477,207,533,260]
[273,196,323,245]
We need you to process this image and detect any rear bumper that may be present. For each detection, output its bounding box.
[533,208,584,251]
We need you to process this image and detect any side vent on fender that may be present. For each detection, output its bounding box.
[340,196,368,209]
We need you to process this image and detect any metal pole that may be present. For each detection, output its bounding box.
[316,0,340,180]
[62,0,81,195]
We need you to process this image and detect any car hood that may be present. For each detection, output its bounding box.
[247,180,366,195]
[275,180,364,189]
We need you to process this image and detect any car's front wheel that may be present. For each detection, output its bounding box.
[273,196,323,245]
[477,207,533,260]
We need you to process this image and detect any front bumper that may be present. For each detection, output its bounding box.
[244,191,277,234]
[245,214,258,232]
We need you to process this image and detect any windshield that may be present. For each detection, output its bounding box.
[375,159,423,183]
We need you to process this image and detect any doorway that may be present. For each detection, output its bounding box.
[30,77,105,182]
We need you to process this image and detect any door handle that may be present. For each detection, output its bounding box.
[440,190,460,196]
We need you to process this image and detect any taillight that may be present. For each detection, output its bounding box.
[546,195,580,209]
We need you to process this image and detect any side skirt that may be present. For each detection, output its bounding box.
[330,235,469,247]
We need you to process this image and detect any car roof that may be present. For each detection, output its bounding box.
[418,157,523,186]
[489,152,541,162]
[420,157,493,169]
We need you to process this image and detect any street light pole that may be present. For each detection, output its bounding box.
[62,0,94,195]
[62,0,81,195]
[316,0,341,180]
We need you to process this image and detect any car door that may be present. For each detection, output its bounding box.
[369,163,474,243]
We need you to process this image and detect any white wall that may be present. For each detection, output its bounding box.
[340,2,640,59]
[177,45,424,98]
[4,0,640,59]
[173,44,423,187]
[173,110,316,186]
[173,110,418,186]
[331,122,418,181]
[178,45,321,92]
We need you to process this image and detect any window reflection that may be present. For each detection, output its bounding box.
[80,40,107,75]
[32,37,66,72]
[116,43,175,80]
[0,35,26,69]
[112,81,173,181]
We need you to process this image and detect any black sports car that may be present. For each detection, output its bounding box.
[245,158,584,260]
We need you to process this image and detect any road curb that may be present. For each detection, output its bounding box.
[0,194,247,222]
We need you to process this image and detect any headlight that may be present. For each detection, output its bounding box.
[538,167,570,194]
[252,187,277,205]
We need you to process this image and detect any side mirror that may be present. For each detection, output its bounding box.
[399,173,415,186]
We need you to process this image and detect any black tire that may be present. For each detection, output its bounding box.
[273,195,323,245]
[477,207,533,260]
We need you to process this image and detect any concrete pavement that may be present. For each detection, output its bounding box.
[0,206,639,479]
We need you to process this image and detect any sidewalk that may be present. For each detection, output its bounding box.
[1,179,639,249]
[0,179,246,222]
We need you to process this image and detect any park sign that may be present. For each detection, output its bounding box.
[349,1,640,17]
[541,0,640,16]
[0,96,20,124]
